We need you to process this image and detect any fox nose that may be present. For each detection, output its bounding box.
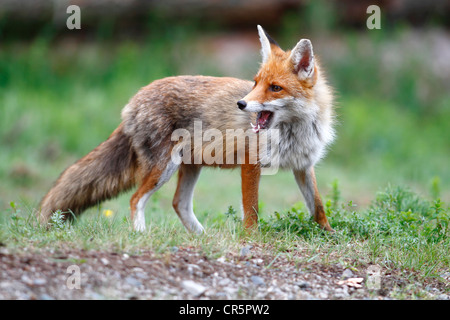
[237,100,247,110]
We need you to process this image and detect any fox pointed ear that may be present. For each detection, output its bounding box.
[290,39,315,80]
[257,25,280,64]
[257,25,271,63]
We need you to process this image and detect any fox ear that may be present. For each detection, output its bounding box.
[257,25,280,64]
[257,25,271,63]
[290,39,315,80]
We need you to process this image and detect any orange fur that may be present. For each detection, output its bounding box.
[246,46,317,103]
[241,164,261,229]
[129,164,166,221]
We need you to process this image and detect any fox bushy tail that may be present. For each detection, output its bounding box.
[38,124,138,223]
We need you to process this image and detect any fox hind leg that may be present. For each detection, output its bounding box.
[172,164,204,234]
[130,160,179,232]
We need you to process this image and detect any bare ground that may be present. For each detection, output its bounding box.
[1,245,448,300]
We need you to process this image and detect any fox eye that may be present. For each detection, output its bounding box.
[270,85,283,92]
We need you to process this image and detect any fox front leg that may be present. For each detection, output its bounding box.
[241,164,261,229]
[293,167,334,232]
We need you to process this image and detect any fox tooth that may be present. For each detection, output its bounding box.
[251,123,260,133]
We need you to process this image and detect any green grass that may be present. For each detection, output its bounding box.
[2,184,449,293]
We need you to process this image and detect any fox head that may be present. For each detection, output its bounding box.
[238,25,332,134]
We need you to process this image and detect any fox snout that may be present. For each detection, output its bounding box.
[237,100,247,110]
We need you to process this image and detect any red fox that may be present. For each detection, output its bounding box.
[38,26,335,233]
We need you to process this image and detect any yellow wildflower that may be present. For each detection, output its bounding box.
[103,209,114,218]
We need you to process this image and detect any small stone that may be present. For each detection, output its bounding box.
[334,287,349,299]
[181,280,206,297]
[342,269,354,279]
[251,275,265,286]
[33,278,47,286]
[318,292,328,299]
[296,290,314,300]
[215,292,228,298]
[240,245,253,258]
[20,275,32,285]
[88,292,106,300]
[125,276,141,287]
[223,286,238,296]
[296,281,310,289]
[134,272,148,280]
[187,264,203,277]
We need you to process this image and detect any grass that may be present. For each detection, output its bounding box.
[2,184,449,296]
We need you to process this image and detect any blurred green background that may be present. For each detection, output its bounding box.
[0,0,449,221]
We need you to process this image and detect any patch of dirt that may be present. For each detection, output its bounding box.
[0,246,448,300]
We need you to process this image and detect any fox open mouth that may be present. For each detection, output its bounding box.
[251,111,274,133]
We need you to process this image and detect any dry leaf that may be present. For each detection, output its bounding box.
[337,277,364,288]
